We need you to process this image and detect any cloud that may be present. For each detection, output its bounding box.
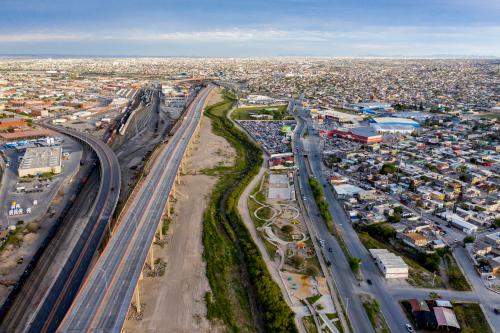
[0,29,334,43]
[0,26,498,56]
[0,33,94,42]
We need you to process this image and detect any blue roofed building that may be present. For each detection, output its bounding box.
[369,117,420,128]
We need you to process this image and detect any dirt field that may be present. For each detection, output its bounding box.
[206,87,224,106]
[123,113,235,333]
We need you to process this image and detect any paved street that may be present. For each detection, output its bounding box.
[453,247,500,330]
[58,86,213,332]
[292,98,500,333]
[292,101,376,333]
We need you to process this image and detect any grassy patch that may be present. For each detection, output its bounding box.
[453,302,492,333]
[361,295,390,333]
[0,226,26,253]
[444,253,471,291]
[302,315,318,333]
[231,104,293,120]
[306,294,321,305]
[202,91,297,332]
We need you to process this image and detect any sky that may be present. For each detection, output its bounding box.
[0,0,499,57]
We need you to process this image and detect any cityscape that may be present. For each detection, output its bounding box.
[0,1,499,333]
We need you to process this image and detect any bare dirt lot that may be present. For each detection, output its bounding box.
[123,113,235,333]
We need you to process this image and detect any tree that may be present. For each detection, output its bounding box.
[436,247,450,257]
[305,264,319,277]
[348,257,362,272]
[429,291,440,300]
[380,163,397,175]
[422,253,440,272]
[281,225,293,234]
[289,255,304,269]
[492,218,500,229]
[463,235,475,244]
[459,173,468,182]
[387,213,401,223]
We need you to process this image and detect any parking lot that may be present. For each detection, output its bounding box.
[0,136,82,227]
[238,120,295,154]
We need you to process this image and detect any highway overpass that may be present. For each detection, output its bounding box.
[58,85,213,332]
[0,121,121,333]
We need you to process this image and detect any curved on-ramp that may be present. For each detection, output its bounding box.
[22,123,121,333]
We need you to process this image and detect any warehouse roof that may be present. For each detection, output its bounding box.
[350,126,381,138]
[370,117,420,126]
[19,146,62,171]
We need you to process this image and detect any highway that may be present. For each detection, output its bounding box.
[18,122,122,333]
[292,100,376,333]
[294,100,413,332]
[58,85,213,332]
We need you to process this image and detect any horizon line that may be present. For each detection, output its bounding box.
[0,54,499,60]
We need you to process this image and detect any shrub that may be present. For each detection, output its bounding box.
[380,163,397,175]
[348,257,362,272]
[290,255,305,269]
[281,225,293,234]
[305,264,319,277]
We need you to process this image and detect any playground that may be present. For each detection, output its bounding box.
[249,171,324,301]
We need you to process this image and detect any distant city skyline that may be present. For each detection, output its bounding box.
[1,0,499,57]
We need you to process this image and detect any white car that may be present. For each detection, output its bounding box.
[487,275,496,281]
[405,323,414,332]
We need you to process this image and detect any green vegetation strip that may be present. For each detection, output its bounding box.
[361,295,390,333]
[302,315,319,333]
[231,104,293,120]
[444,253,471,291]
[202,91,297,332]
[308,177,359,274]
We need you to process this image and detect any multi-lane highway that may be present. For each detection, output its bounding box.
[58,85,213,332]
[292,100,377,333]
[296,107,410,332]
[9,122,121,333]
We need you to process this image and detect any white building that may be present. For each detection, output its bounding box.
[369,249,409,279]
[18,146,62,177]
[439,211,478,234]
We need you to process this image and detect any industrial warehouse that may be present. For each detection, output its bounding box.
[18,146,63,177]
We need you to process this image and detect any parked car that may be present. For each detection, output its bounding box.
[405,323,414,332]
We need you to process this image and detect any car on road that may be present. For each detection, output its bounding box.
[366,279,372,285]
[487,275,496,281]
[318,239,325,248]
[405,323,414,332]
[328,247,332,253]
[494,308,500,315]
